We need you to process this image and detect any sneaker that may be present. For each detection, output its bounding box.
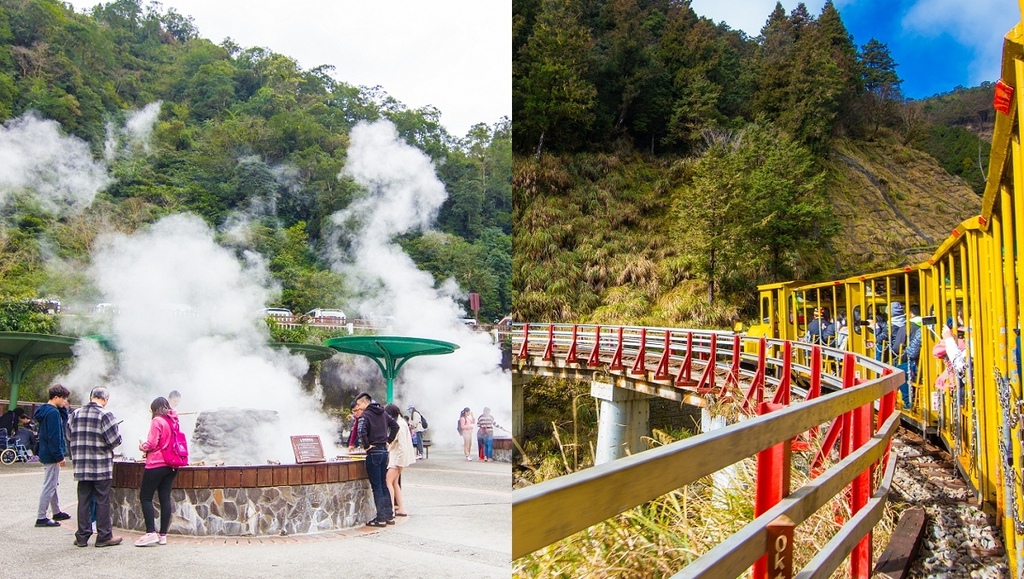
[52,512,71,521]
[134,533,159,547]
[73,538,89,547]
[35,518,60,527]
[466,456,472,461]
[95,537,123,547]
[158,534,167,545]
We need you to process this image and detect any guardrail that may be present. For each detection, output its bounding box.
[512,323,902,578]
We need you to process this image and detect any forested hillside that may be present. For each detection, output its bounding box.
[513,0,983,326]
[0,0,511,325]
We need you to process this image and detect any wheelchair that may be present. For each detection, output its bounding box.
[0,430,30,465]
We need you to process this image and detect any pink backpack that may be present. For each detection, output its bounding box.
[161,415,189,468]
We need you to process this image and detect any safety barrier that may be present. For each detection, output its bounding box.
[512,323,902,577]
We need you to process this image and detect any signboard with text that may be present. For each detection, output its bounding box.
[290,435,326,464]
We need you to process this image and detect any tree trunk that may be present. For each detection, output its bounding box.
[534,131,545,160]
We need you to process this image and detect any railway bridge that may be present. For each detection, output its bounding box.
[511,323,903,577]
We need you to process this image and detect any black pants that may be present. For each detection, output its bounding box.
[139,466,177,534]
[76,479,112,543]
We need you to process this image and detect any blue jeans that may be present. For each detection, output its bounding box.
[365,448,392,521]
[896,361,911,409]
[412,432,424,456]
[481,431,494,459]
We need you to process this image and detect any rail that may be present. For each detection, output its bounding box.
[511,323,902,577]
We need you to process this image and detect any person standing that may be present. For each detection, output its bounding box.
[68,387,123,547]
[34,384,71,527]
[355,392,398,527]
[384,404,415,517]
[346,401,364,453]
[476,408,504,462]
[459,407,475,461]
[407,405,425,459]
[167,390,181,410]
[135,397,180,547]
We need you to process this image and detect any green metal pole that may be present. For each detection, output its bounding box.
[386,376,394,404]
[8,379,19,411]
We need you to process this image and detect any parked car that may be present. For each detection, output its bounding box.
[306,308,347,323]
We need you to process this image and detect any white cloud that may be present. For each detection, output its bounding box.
[902,0,1017,86]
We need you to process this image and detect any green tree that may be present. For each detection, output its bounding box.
[513,0,597,156]
[735,121,834,281]
[858,38,903,135]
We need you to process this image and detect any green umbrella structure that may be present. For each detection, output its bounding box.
[270,342,337,363]
[323,336,459,403]
[0,332,79,411]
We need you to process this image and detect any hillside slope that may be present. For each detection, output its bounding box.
[513,137,982,326]
[825,139,980,272]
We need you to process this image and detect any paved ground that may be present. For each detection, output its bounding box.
[0,451,511,578]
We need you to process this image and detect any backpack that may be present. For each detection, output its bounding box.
[457,418,463,435]
[418,412,428,429]
[160,415,189,468]
[889,324,908,364]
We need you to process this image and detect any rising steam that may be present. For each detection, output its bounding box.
[0,112,111,216]
[330,120,511,447]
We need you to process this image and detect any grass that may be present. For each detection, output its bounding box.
[514,424,900,578]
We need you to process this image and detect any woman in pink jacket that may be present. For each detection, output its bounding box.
[135,397,179,547]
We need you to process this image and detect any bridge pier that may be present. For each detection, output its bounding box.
[512,374,527,441]
[591,381,653,465]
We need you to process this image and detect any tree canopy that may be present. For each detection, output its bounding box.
[0,0,512,325]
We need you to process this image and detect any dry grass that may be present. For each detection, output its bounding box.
[514,429,899,578]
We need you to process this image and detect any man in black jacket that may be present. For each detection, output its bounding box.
[355,392,399,527]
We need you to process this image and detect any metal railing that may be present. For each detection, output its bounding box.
[512,323,902,578]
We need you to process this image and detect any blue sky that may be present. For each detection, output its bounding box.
[691,0,1018,99]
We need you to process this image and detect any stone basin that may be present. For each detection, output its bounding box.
[110,460,373,536]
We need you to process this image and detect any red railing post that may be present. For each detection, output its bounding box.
[743,336,767,413]
[587,326,603,367]
[697,333,718,392]
[851,393,874,578]
[654,330,672,380]
[566,324,580,365]
[772,340,793,405]
[517,323,530,359]
[609,327,625,371]
[722,334,741,395]
[675,332,695,385]
[877,368,896,462]
[810,352,858,477]
[754,402,791,579]
[542,324,555,361]
[631,328,648,375]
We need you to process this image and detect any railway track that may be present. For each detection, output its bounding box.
[888,429,1008,577]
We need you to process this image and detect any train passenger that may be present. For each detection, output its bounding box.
[803,308,835,346]
[870,311,888,361]
[834,311,849,350]
[933,325,968,407]
[899,306,924,409]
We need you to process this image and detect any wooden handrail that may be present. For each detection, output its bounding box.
[511,369,903,559]
[676,411,901,578]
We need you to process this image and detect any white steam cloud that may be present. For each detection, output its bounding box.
[0,112,111,215]
[59,213,338,463]
[330,120,511,447]
[105,101,162,162]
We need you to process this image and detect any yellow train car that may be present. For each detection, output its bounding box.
[754,16,1024,574]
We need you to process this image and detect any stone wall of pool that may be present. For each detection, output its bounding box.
[111,461,374,536]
